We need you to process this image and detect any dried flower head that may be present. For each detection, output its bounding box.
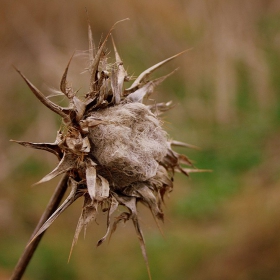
[13,20,205,278]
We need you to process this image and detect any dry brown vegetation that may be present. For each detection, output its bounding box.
[1,0,280,279]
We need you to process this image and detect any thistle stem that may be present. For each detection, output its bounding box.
[10,173,69,280]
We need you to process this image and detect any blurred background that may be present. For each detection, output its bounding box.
[1,0,280,279]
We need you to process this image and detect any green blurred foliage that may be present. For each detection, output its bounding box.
[1,0,280,279]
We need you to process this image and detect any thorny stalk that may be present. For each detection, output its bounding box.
[11,18,209,280]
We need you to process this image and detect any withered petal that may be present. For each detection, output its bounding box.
[96,195,119,247]
[96,175,110,200]
[85,164,97,200]
[69,194,98,260]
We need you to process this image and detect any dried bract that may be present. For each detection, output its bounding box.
[13,21,203,279]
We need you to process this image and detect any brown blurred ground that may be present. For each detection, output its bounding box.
[1,0,280,279]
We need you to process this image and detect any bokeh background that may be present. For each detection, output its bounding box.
[1,0,280,279]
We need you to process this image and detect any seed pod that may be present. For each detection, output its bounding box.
[13,21,207,279]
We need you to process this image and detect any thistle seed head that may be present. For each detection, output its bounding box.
[89,102,168,188]
[13,20,206,279]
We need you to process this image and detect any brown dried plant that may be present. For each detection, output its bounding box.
[12,20,205,279]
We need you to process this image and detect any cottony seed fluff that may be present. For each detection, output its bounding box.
[89,102,168,188]
[13,20,205,279]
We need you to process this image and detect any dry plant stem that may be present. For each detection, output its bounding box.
[10,173,69,280]
[13,21,202,279]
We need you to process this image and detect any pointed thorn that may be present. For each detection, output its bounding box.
[111,35,122,64]
[60,52,75,97]
[89,18,129,92]
[14,67,71,122]
[10,140,62,159]
[170,140,201,150]
[127,68,179,102]
[125,49,192,94]
[86,9,95,61]
[33,153,77,185]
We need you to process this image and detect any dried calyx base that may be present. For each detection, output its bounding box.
[13,20,205,278]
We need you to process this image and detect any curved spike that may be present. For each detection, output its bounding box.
[89,19,129,93]
[60,52,75,97]
[176,152,193,166]
[86,10,95,63]
[111,35,127,104]
[58,79,86,121]
[111,35,122,64]
[96,196,119,247]
[15,67,70,123]
[170,140,200,150]
[177,167,212,174]
[126,69,178,103]
[10,140,62,159]
[34,153,77,185]
[125,49,191,94]
[132,215,152,280]
[176,165,190,177]
[148,100,175,116]
[136,184,164,221]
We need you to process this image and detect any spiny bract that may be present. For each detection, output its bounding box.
[13,20,204,278]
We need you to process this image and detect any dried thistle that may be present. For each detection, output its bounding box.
[13,20,205,279]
